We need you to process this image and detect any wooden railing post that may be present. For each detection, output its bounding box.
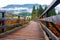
[17,16,20,23]
[2,12,5,32]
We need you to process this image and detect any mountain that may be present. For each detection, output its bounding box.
[1,4,40,13]
[0,4,59,14]
[1,4,47,13]
[2,4,40,9]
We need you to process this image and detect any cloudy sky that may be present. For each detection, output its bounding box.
[0,0,60,8]
[0,0,60,13]
[0,0,54,7]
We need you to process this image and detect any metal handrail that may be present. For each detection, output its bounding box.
[39,0,60,40]
[40,0,60,18]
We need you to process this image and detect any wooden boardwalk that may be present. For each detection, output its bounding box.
[0,21,45,40]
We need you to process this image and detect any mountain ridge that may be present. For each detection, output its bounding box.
[2,4,41,8]
[1,4,47,13]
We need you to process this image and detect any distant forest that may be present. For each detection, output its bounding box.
[18,12,31,16]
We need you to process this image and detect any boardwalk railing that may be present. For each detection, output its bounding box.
[0,11,27,37]
[39,0,60,40]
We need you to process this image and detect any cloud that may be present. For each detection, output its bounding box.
[0,7,32,13]
[1,7,30,10]
[0,0,53,7]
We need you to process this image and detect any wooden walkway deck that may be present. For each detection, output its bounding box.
[0,21,45,40]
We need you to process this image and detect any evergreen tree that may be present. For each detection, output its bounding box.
[31,5,36,19]
[38,5,44,17]
[48,8,56,17]
[35,7,39,19]
[43,5,48,17]
[36,7,39,17]
[43,5,56,17]
[44,5,47,11]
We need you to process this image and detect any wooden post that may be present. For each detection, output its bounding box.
[17,16,20,27]
[2,12,5,32]
[18,16,20,23]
